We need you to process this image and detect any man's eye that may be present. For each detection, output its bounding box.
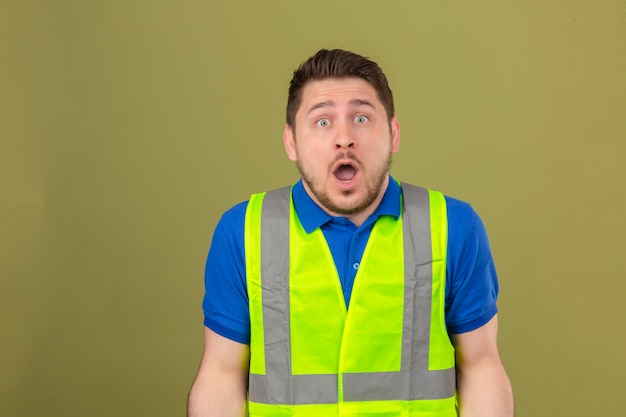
[355,115,369,124]
[317,119,330,127]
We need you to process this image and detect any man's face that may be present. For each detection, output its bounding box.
[284,77,400,224]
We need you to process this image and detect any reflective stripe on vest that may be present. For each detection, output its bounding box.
[245,183,456,413]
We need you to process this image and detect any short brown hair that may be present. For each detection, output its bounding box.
[286,49,395,128]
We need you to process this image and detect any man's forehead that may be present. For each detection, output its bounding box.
[300,78,381,109]
[307,99,375,115]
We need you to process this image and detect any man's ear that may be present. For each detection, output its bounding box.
[283,124,298,161]
[390,116,401,154]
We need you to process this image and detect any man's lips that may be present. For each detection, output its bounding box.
[333,159,359,183]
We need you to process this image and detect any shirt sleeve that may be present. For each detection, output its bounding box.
[445,196,499,334]
[202,201,251,344]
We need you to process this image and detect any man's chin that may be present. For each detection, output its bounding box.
[325,195,370,216]
[339,188,356,197]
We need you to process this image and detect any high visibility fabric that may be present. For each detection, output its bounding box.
[245,183,457,416]
[246,191,266,376]
[289,207,405,377]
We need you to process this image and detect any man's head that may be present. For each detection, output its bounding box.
[283,49,401,226]
[286,49,395,129]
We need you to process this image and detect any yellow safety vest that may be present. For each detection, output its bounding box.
[245,183,457,416]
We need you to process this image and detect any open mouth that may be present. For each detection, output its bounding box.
[333,163,357,183]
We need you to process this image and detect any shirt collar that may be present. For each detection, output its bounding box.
[291,176,402,234]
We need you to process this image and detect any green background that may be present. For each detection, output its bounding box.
[2,1,625,416]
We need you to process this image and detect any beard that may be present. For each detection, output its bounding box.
[296,151,393,216]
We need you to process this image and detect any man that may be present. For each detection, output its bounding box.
[188,49,514,416]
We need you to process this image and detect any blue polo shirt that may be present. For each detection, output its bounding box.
[202,177,499,344]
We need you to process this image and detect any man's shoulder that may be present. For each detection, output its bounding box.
[215,200,249,232]
[443,194,475,218]
[216,183,294,227]
[398,181,476,219]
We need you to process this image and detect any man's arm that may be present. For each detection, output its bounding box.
[452,315,514,417]
[187,327,250,417]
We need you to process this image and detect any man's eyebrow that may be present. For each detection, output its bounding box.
[308,100,334,114]
[350,99,375,109]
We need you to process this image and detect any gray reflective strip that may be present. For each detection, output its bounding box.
[249,373,337,404]
[343,370,455,401]
[249,184,454,405]
[400,183,455,400]
[259,186,291,377]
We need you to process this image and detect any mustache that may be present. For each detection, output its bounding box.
[333,151,361,167]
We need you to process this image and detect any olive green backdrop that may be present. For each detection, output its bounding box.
[1,1,625,416]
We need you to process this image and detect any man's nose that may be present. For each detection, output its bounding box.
[334,122,355,149]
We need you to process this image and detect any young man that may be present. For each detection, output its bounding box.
[188,49,514,417]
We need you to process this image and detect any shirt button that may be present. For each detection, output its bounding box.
[353,262,360,270]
